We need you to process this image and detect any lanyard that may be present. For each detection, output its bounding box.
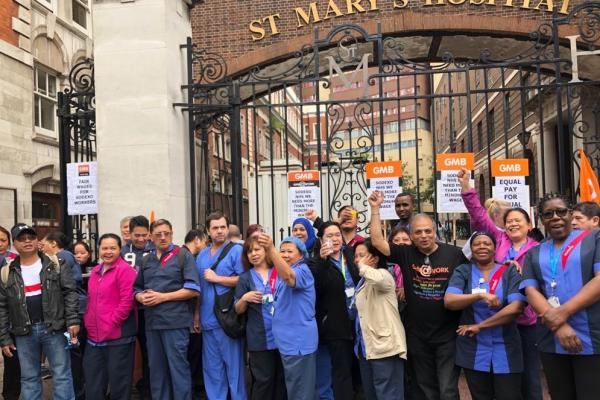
[339,255,347,281]
[266,268,278,295]
[549,241,568,283]
[550,230,591,282]
[488,264,507,295]
[159,245,179,267]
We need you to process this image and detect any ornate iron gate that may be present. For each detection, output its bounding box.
[179,3,600,239]
[57,59,98,252]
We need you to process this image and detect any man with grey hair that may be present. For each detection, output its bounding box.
[120,216,133,244]
[227,224,243,244]
[369,191,467,400]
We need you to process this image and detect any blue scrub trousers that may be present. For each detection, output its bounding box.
[315,344,333,400]
[280,351,317,400]
[202,327,246,400]
[146,328,191,400]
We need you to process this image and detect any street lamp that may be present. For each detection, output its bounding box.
[517,130,531,147]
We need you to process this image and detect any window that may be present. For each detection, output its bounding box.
[36,0,56,11]
[477,121,483,151]
[72,0,88,29]
[488,108,495,142]
[503,93,510,139]
[34,66,57,135]
[225,138,231,161]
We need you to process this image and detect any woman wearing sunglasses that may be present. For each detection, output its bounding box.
[457,168,542,399]
[520,193,600,400]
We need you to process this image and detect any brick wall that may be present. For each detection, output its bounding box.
[0,0,18,46]
[191,0,584,74]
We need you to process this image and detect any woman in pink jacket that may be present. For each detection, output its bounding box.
[83,233,137,400]
[457,168,542,400]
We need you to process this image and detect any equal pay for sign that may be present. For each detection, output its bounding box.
[491,159,531,214]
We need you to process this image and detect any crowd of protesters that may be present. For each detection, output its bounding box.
[0,170,600,400]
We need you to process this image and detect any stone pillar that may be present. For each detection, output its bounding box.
[94,0,192,239]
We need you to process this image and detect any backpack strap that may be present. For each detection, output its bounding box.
[210,242,240,271]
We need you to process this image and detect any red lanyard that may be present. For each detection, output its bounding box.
[560,230,591,270]
[267,268,278,294]
[160,246,180,268]
[488,264,507,295]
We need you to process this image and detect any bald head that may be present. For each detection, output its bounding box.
[410,213,437,253]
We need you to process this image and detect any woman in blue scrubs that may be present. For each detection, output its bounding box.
[258,234,318,400]
[234,235,286,400]
[520,193,600,400]
[445,231,526,400]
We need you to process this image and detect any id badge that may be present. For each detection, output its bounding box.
[345,287,355,298]
[472,287,487,295]
[548,296,561,308]
[262,293,274,304]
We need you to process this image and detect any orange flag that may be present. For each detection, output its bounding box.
[149,210,156,224]
[579,149,600,203]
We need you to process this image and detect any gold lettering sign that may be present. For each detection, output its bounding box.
[249,0,571,41]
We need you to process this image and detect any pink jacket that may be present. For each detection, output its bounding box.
[462,188,539,325]
[84,257,137,342]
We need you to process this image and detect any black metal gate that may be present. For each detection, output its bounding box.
[179,4,600,239]
[57,59,98,252]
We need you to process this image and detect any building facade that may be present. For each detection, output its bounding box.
[0,0,92,237]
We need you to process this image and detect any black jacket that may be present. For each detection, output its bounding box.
[307,247,360,341]
[0,253,80,346]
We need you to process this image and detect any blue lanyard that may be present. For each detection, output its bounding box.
[505,246,518,262]
[549,240,568,283]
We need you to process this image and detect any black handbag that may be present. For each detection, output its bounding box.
[210,242,246,338]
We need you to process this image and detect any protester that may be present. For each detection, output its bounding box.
[0,226,16,260]
[196,212,246,400]
[120,215,154,398]
[246,224,264,239]
[83,233,137,400]
[393,193,415,231]
[229,224,244,243]
[458,168,542,399]
[183,228,209,400]
[133,219,200,400]
[41,231,87,400]
[258,235,318,400]
[352,239,407,400]
[121,215,154,270]
[0,224,79,400]
[0,226,20,400]
[120,216,132,244]
[369,191,468,400]
[73,241,95,275]
[235,236,286,400]
[306,206,365,249]
[571,201,600,230]
[520,193,600,400]
[307,221,359,400]
[388,226,410,304]
[445,231,526,400]
[292,217,317,257]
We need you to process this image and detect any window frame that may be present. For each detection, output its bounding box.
[71,0,89,31]
[33,65,59,138]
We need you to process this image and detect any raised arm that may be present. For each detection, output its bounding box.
[457,168,501,237]
[258,234,297,287]
[368,191,390,256]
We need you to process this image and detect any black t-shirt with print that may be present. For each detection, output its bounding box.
[390,243,468,343]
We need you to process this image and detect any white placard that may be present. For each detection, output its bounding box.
[437,170,473,213]
[492,176,531,211]
[67,162,98,216]
[367,177,402,220]
[288,171,321,225]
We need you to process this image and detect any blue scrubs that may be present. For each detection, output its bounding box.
[196,242,246,400]
[520,230,600,355]
[272,261,318,400]
[133,245,200,400]
[447,263,526,373]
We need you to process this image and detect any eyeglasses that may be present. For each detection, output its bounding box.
[423,256,431,266]
[541,208,570,220]
[15,234,37,242]
[153,231,172,238]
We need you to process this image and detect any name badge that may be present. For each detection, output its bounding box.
[262,293,274,304]
[345,287,355,298]
[548,296,561,308]
[472,287,487,295]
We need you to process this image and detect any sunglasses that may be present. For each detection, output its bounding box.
[541,208,570,220]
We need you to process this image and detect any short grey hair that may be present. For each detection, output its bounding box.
[120,216,133,226]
